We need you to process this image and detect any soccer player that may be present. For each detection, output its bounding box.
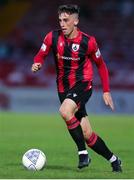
[31,4,122,172]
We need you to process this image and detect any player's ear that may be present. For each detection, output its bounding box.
[74,19,79,26]
[73,13,79,26]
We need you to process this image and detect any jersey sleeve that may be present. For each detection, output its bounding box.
[34,31,52,64]
[88,36,110,92]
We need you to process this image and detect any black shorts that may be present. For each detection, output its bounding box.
[58,81,92,121]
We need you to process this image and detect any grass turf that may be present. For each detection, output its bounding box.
[0,112,133,178]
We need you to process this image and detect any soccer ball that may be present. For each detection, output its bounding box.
[22,149,46,171]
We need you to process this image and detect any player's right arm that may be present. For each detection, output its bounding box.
[31,31,52,72]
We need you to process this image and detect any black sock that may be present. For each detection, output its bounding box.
[66,116,86,151]
[86,132,113,160]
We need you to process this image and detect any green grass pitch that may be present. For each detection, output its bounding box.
[0,112,133,179]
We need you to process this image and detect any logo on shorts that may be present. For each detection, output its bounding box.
[73,93,77,97]
[66,93,72,97]
[66,93,77,98]
[72,44,80,52]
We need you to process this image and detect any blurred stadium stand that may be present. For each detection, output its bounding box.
[0,0,134,89]
[0,0,134,112]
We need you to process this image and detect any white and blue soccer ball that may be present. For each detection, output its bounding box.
[22,149,46,171]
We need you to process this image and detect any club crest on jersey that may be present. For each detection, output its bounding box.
[72,44,80,52]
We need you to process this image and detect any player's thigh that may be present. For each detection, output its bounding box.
[59,98,78,119]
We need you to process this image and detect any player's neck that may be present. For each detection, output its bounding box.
[66,27,79,39]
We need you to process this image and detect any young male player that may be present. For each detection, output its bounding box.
[31,4,122,172]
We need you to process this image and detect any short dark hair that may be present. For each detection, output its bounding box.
[58,4,80,16]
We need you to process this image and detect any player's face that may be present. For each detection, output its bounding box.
[59,13,78,38]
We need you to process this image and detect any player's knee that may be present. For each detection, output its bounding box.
[59,106,66,119]
[59,106,73,120]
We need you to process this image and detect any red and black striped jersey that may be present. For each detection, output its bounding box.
[34,29,110,93]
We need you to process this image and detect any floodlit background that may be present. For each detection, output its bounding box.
[0,0,134,114]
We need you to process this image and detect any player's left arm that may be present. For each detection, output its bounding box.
[88,37,114,111]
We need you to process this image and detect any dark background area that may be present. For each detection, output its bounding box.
[0,0,133,88]
[0,0,134,111]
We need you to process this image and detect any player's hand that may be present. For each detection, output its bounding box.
[103,92,114,111]
[31,63,42,72]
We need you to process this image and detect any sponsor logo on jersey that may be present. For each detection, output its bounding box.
[95,48,101,58]
[56,53,80,61]
[41,43,47,51]
[72,43,80,52]
[62,56,80,61]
